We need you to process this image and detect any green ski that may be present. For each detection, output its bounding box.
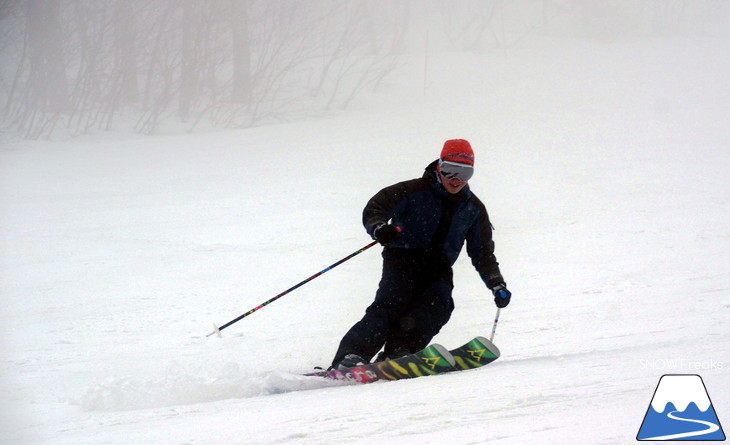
[447,336,500,371]
[305,336,499,384]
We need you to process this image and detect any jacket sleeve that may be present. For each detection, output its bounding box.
[465,202,505,289]
[362,179,416,238]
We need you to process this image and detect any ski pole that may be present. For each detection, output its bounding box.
[207,240,379,337]
[489,308,501,343]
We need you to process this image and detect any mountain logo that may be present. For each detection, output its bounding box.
[637,374,725,441]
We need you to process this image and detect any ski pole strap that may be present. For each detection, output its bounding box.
[208,240,379,336]
[489,307,501,343]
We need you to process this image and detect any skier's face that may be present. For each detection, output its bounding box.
[439,172,467,194]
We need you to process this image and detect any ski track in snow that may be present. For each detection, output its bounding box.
[76,370,348,412]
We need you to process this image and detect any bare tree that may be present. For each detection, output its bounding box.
[114,0,139,105]
[0,0,515,138]
[3,0,71,138]
[230,0,253,105]
[28,0,70,113]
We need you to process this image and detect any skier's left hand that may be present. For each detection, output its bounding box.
[492,283,511,308]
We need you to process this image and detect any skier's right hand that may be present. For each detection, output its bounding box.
[373,224,401,246]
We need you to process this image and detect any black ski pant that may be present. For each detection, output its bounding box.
[331,249,455,367]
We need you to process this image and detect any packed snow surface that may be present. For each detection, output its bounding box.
[2,36,729,444]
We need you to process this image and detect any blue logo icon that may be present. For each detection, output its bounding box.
[637,374,725,441]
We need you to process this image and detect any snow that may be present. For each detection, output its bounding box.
[2,35,729,445]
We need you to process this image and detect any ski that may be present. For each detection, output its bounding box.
[305,336,500,384]
[447,336,500,371]
[304,343,455,384]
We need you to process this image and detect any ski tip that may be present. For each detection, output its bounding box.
[430,343,456,367]
[474,336,501,358]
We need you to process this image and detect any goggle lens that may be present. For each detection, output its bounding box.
[439,160,474,182]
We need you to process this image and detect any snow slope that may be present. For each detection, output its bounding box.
[1,36,729,444]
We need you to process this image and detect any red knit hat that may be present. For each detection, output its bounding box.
[440,139,474,166]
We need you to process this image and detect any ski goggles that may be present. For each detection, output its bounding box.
[439,160,474,182]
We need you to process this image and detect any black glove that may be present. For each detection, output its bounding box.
[373,224,400,246]
[492,283,511,308]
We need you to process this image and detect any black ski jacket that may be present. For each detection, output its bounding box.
[363,160,504,289]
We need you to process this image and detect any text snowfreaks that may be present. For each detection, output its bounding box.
[640,358,724,371]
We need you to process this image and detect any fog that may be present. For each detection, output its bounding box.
[2,2,730,444]
[1,0,728,139]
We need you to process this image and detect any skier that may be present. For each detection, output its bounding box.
[330,139,510,370]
